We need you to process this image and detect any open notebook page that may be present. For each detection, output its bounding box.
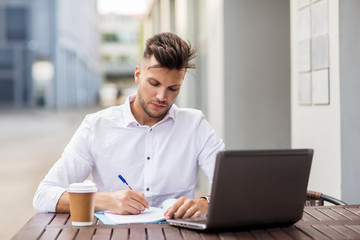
[104,207,166,224]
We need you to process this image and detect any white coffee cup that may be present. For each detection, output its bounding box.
[68,180,97,226]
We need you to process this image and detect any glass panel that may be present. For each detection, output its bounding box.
[0,49,13,69]
[5,7,28,41]
[102,33,118,42]
[0,80,14,102]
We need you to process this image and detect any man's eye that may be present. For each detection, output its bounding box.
[169,87,179,92]
[150,81,159,86]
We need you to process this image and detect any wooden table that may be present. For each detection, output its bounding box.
[12,205,360,240]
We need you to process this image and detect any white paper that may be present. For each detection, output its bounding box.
[104,207,166,224]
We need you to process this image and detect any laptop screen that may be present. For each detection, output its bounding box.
[206,149,313,229]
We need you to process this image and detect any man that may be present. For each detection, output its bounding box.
[33,32,224,219]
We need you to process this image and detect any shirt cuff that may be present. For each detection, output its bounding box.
[34,186,67,213]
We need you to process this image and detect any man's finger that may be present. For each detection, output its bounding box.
[192,211,201,218]
[180,207,197,219]
[128,191,150,209]
[165,198,185,219]
[173,201,193,219]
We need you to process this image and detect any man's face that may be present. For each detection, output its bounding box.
[134,55,186,120]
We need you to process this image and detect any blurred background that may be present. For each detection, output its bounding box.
[1,0,360,238]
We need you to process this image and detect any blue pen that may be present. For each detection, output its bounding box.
[118,174,133,190]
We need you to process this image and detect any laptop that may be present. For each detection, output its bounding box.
[167,149,313,230]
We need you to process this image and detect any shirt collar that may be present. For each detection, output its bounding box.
[123,94,176,127]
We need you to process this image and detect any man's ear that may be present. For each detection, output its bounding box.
[134,66,141,84]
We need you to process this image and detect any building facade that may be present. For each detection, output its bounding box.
[144,0,360,203]
[98,13,142,106]
[0,0,100,108]
[291,0,360,203]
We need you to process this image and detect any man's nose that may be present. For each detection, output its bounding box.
[156,88,167,101]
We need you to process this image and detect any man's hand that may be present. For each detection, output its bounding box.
[56,190,149,215]
[95,190,149,215]
[164,197,208,219]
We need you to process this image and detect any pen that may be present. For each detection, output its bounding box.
[118,174,133,190]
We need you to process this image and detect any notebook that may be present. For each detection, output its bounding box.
[104,207,166,224]
[96,198,177,225]
[167,149,313,230]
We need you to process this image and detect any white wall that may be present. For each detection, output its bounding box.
[339,0,360,203]
[290,0,341,198]
[223,0,291,150]
[206,0,225,139]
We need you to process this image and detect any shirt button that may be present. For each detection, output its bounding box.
[146,188,150,191]
[147,157,150,160]
[150,128,152,132]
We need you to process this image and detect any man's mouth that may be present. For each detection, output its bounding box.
[151,102,166,109]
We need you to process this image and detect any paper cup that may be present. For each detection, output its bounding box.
[68,180,97,226]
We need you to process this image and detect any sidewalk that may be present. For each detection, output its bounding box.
[0,106,102,239]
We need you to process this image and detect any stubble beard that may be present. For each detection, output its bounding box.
[138,91,171,119]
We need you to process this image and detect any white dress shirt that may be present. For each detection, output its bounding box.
[33,95,225,212]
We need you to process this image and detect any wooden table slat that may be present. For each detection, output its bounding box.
[200,232,221,240]
[56,228,79,240]
[267,228,293,240]
[39,228,61,239]
[112,228,129,240]
[345,207,360,217]
[49,213,70,226]
[93,228,112,240]
[249,229,276,240]
[65,217,73,226]
[317,208,350,221]
[11,227,45,240]
[26,213,55,227]
[147,227,165,240]
[233,231,257,240]
[217,232,238,240]
[301,211,319,222]
[329,225,360,239]
[296,225,331,239]
[181,228,203,240]
[12,213,55,239]
[344,224,360,235]
[304,208,334,221]
[76,228,96,240]
[130,227,146,240]
[312,225,348,240]
[282,226,312,240]
[333,208,360,220]
[163,227,183,240]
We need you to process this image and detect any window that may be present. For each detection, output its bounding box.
[0,49,13,70]
[5,7,28,41]
[102,32,137,43]
[102,33,118,43]
[0,80,14,102]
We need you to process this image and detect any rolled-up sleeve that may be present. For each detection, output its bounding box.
[33,115,94,212]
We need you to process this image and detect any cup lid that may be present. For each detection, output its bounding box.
[68,180,98,193]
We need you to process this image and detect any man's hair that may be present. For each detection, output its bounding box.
[143,32,197,70]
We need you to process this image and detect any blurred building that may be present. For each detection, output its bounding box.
[0,0,100,108]
[98,13,142,106]
[143,0,360,204]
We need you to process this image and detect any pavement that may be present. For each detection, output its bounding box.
[0,106,102,239]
